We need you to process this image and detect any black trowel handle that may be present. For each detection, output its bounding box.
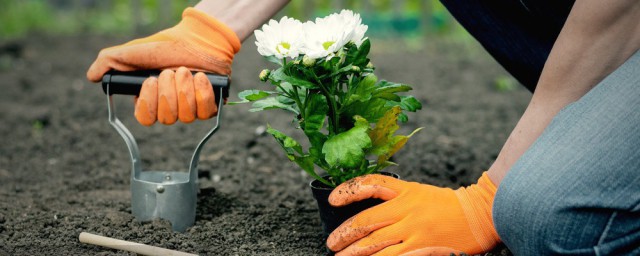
[101,70,230,102]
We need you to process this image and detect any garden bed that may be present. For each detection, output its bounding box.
[0,34,528,255]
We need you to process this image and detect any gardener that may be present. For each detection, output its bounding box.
[87,0,640,255]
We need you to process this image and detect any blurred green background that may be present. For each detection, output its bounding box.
[0,0,517,90]
[0,0,470,41]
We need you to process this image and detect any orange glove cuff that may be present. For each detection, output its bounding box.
[177,7,242,60]
[454,172,501,252]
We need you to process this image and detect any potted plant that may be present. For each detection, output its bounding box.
[231,10,422,237]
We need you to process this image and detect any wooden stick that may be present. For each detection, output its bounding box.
[79,232,198,256]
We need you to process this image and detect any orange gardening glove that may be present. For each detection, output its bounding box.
[86,7,241,126]
[327,172,501,256]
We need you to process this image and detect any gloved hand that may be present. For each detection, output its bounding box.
[87,7,241,126]
[327,172,501,256]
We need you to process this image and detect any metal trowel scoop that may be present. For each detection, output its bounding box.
[101,70,229,232]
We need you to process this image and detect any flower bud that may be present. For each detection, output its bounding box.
[337,49,347,65]
[302,55,316,67]
[366,61,374,69]
[351,66,361,72]
[337,48,346,58]
[259,69,270,82]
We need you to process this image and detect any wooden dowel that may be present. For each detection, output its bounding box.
[79,232,198,256]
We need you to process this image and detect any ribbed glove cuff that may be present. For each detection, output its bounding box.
[454,172,501,252]
[178,7,242,60]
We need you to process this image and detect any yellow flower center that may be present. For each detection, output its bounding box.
[276,42,291,54]
[322,41,335,50]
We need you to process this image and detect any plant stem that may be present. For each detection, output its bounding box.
[313,75,339,136]
[291,87,305,119]
[320,84,339,136]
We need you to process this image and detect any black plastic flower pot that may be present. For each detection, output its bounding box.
[309,172,400,239]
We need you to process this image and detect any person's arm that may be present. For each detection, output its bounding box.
[487,0,640,184]
[195,0,290,42]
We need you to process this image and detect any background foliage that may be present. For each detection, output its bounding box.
[0,0,518,90]
[0,0,470,41]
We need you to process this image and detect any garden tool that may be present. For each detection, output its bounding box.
[101,70,229,232]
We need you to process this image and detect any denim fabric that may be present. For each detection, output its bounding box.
[439,0,575,92]
[493,51,640,255]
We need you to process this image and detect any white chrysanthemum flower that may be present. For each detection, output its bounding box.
[301,21,348,59]
[302,10,366,59]
[336,10,368,46]
[352,23,368,47]
[254,16,304,59]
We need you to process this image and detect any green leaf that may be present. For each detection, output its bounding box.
[266,125,303,159]
[264,55,283,65]
[374,81,413,95]
[342,98,391,125]
[250,97,299,114]
[305,130,328,169]
[276,94,296,105]
[229,90,272,104]
[270,67,317,89]
[301,93,327,132]
[385,96,422,123]
[275,82,305,104]
[375,92,401,102]
[398,112,408,123]
[322,116,372,168]
[292,154,331,186]
[344,74,377,106]
[370,81,413,103]
[387,95,422,112]
[301,93,328,167]
[325,64,354,79]
[292,155,315,174]
[353,39,371,66]
[400,96,423,112]
[267,126,332,186]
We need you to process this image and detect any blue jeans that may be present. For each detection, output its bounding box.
[493,51,640,255]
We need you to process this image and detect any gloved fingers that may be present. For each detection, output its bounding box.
[334,228,403,256]
[194,72,218,120]
[86,54,113,83]
[134,77,158,126]
[157,69,178,125]
[395,247,464,256]
[329,174,408,207]
[86,43,153,82]
[327,203,402,252]
[106,66,218,126]
[175,67,197,123]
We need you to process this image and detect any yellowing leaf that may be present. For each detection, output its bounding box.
[369,106,401,151]
[368,106,422,164]
[377,127,422,164]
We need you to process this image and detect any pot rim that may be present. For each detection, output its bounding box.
[309,171,400,190]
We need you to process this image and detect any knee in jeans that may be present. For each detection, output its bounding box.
[493,172,566,254]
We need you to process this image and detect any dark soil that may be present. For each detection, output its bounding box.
[0,34,529,255]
